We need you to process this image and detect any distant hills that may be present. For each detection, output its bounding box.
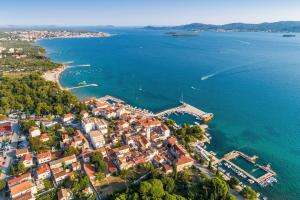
[145,21,300,32]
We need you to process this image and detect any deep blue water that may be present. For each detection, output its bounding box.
[37,28,300,200]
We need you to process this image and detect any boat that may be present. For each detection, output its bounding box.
[78,81,87,86]
[201,113,214,122]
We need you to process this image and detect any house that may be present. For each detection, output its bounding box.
[36,164,51,180]
[28,126,41,137]
[49,155,77,169]
[21,154,33,168]
[39,133,50,142]
[62,113,74,123]
[7,172,32,188]
[15,148,29,158]
[176,156,194,171]
[160,125,170,139]
[13,193,35,200]
[80,110,89,119]
[89,130,105,149]
[57,188,72,200]
[82,117,108,134]
[37,150,52,165]
[71,162,81,171]
[9,180,37,199]
[0,122,12,136]
[83,163,95,181]
[53,171,74,185]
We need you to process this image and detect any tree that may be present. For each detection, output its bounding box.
[162,176,175,193]
[228,177,240,188]
[149,179,165,198]
[95,172,105,181]
[139,181,152,196]
[63,146,79,156]
[241,186,257,200]
[0,180,6,191]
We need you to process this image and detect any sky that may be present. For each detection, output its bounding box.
[1,0,300,26]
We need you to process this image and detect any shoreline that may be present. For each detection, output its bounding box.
[43,65,69,89]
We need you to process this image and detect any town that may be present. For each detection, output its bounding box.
[0,95,216,200]
[6,31,111,42]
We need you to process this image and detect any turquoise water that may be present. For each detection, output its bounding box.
[231,156,267,179]
[38,28,300,199]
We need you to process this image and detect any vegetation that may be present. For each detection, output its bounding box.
[112,165,237,200]
[9,161,28,176]
[0,180,6,191]
[63,146,79,156]
[241,186,257,200]
[0,38,60,73]
[62,173,94,199]
[175,124,204,146]
[0,73,80,115]
[91,152,108,174]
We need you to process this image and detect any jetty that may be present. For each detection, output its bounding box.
[221,151,277,186]
[64,84,98,90]
[97,95,125,104]
[155,101,210,119]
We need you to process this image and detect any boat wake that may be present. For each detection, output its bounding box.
[72,64,91,67]
[238,40,251,45]
[191,86,201,91]
[201,61,263,81]
[62,61,74,65]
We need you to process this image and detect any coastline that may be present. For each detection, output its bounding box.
[43,65,68,89]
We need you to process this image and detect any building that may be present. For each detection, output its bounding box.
[83,163,95,181]
[62,113,74,123]
[28,127,41,137]
[57,188,72,200]
[53,171,74,185]
[0,122,12,136]
[39,133,50,142]
[7,172,32,188]
[15,148,29,158]
[9,180,37,199]
[49,154,77,169]
[21,154,33,168]
[89,130,105,149]
[36,164,51,180]
[82,117,108,134]
[37,150,52,165]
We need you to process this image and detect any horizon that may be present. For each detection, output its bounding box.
[1,0,300,26]
[1,20,300,28]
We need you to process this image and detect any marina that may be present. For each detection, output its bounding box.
[155,101,214,122]
[220,151,277,187]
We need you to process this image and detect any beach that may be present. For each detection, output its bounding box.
[43,65,68,89]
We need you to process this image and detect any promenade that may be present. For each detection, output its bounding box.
[155,101,207,118]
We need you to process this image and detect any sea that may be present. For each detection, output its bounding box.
[37,27,300,200]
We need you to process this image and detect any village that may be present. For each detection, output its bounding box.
[0,96,211,200]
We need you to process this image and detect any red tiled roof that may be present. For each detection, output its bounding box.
[10,180,31,196]
[7,172,31,185]
[37,164,50,175]
[0,122,12,133]
[83,163,95,177]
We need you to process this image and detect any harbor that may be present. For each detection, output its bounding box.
[155,101,213,122]
[218,151,277,187]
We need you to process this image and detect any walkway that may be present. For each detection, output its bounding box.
[155,101,207,118]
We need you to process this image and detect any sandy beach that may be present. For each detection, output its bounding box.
[43,65,69,89]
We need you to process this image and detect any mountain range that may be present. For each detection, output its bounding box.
[145,21,300,32]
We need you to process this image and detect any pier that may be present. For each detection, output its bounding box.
[155,101,208,119]
[64,84,98,90]
[97,95,125,104]
[221,151,277,186]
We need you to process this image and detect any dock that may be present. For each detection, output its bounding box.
[97,95,125,104]
[64,84,98,90]
[155,101,208,118]
[221,151,277,186]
